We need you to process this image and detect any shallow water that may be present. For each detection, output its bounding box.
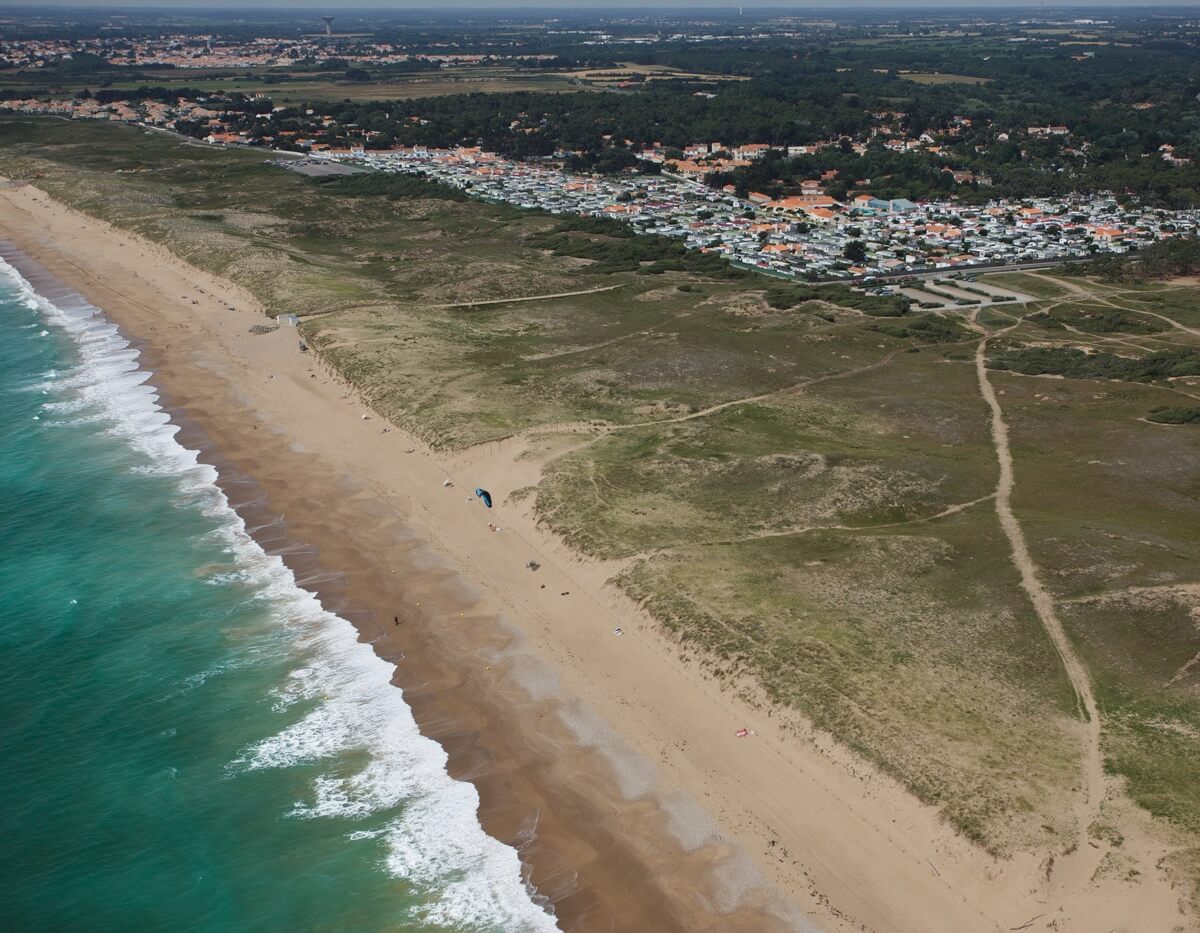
[0,255,558,932]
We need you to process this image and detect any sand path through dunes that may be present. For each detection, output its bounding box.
[975,327,1105,885]
[972,317,1184,926]
[427,283,627,310]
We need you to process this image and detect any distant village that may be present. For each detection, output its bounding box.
[4,91,1197,281]
[0,34,556,70]
[324,145,1196,280]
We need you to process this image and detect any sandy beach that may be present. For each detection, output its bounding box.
[1,179,1187,932]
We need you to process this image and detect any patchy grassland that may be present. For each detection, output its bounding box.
[1111,287,1200,331]
[1028,301,1170,335]
[2,118,1199,888]
[540,351,1084,848]
[977,271,1200,859]
[981,271,1075,299]
[995,371,1200,836]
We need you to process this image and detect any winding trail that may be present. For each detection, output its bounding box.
[690,492,998,549]
[1120,303,1200,339]
[521,307,694,362]
[1025,271,1200,340]
[621,343,914,430]
[452,339,921,469]
[974,319,1106,889]
[429,282,626,309]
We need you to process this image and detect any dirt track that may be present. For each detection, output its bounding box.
[430,283,626,309]
[974,321,1107,894]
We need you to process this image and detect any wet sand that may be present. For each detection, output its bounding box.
[0,199,803,932]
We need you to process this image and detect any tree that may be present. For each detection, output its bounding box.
[844,240,867,263]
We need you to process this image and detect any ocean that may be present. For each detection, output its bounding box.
[0,253,558,933]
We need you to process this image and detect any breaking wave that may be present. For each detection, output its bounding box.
[0,253,558,932]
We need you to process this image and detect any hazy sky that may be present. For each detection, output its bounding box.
[4,0,1192,7]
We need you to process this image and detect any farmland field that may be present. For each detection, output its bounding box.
[0,60,742,105]
[899,71,993,84]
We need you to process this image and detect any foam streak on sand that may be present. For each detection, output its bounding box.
[0,254,559,933]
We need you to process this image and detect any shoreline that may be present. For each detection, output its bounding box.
[0,253,564,930]
[0,243,776,933]
[2,178,1182,932]
[0,202,802,932]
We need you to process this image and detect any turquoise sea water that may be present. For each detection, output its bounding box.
[0,255,557,933]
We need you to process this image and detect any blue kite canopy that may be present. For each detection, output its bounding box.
[474,488,493,508]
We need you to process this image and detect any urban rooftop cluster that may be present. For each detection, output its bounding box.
[2,90,1196,280]
[317,145,1197,280]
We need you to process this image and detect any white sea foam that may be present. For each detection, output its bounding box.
[0,257,559,932]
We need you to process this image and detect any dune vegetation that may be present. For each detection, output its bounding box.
[2,119,1198,901]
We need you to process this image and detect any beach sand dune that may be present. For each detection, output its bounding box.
[1,180,1185,933]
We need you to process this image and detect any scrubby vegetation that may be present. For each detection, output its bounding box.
[526,216,744,278]
[866,315,964,342]
[1147,406,1200,424]
[988,346,1200,383]
[1070,309,1167,335]
[1027,312,1067,330]
[319,169,468,202]
[765,283,910,316]
[1030,306,1168,335]
[1060,237,1200,283]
